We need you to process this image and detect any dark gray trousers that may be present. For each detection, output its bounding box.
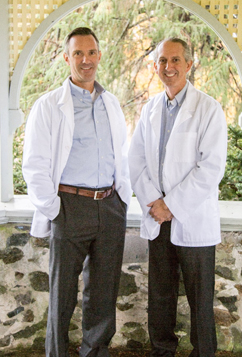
[45,190,127,357]
[148,221,217,357]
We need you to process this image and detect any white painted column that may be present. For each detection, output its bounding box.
[0,0,14,202]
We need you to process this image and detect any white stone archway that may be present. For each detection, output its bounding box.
[3,0,242,202]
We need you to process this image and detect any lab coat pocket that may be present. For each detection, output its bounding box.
[172,132,197,163]
[182,198,220,245]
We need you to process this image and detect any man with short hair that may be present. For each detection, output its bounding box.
[23,27,131,357]
[128,38,227,357]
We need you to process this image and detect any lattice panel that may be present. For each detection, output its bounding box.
[193,0,242,49]
[9,0,69,74]
[8,0,242,74]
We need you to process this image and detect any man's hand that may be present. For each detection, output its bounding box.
[147,199,173,225]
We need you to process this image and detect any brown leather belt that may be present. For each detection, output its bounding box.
[58,184,114,200]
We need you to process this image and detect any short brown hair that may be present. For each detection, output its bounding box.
[64,27,100,55]
[154,37,193,63]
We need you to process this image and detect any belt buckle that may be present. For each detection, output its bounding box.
[94,190,105,200]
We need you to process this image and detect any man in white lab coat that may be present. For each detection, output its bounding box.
[23,27,131,357]
[128,38,227,357]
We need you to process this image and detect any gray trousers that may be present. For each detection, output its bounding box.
[148,221,217,357]
[45,189,127,357]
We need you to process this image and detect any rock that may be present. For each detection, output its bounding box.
[177,296,190,316]
[15,271,24,280]
[178,280,186,296]
[0,335,11,347]
[6,233,30,247]
[121,322,148,347]
[139,284,148,294]
[15,291,32,305]
[214,307,239,326]
[1,247,24,264]
[126,339,143,349]
[69,322,79,331]
[217,289,238,313]
[216,325,233,351]
[13,319,46,339]
[231,326,242,352]
[3,319,16,326]
[128,264,141,271]
[235,284,242,294]
[32,237,49,248]
[177,332,192,350]
[29,271,49,292]
[116,302,134,311]
[0,285,7,295]
[7,306,24,318]
[215,265,234,280]
[23,309,34,322]
[118,271,138,296]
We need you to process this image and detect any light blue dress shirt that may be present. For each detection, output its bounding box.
[60,80,115,188]
[159,81,188,192]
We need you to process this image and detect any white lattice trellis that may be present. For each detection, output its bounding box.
[8,0,242,74]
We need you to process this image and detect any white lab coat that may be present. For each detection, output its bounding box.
[23,78,132,238]
[129,81,227,246]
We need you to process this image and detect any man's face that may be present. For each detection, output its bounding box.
[154,41,192,98]
[63,35,101,90]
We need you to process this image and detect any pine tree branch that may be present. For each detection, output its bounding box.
[114,19,131,47]
[128,16,155,30]
[228,67,242,97]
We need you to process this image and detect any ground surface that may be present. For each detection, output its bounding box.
[1,348,240,357]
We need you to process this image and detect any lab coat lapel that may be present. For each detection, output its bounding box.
[56,78,75,172]
[150,92,164,148]
[102,92,121,162]
[172,82,197,130]
[58,78,75,138]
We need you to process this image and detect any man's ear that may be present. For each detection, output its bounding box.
[186,60,193,73]
[154,61,158,74]
[63,52,70,66]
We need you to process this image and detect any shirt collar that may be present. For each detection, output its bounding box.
[165,80,188,109]
[69,77,105,98]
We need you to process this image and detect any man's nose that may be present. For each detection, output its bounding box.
[165,61,172,70]
[82,55,89,63]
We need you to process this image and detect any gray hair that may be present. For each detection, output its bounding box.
[64,27,100,55]
[153,37,193,63]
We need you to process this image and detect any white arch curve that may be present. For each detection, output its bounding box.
[5,0,242,202]
[9,0,93,133]
[168,0,242,78]
[9,0,242,126]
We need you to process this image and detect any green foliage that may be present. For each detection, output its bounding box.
[19,0,242,119]
[13,0,242,199]
[219,125,242,200]
[13,124,27,194]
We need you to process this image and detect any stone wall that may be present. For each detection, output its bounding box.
[0,224,242,354]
